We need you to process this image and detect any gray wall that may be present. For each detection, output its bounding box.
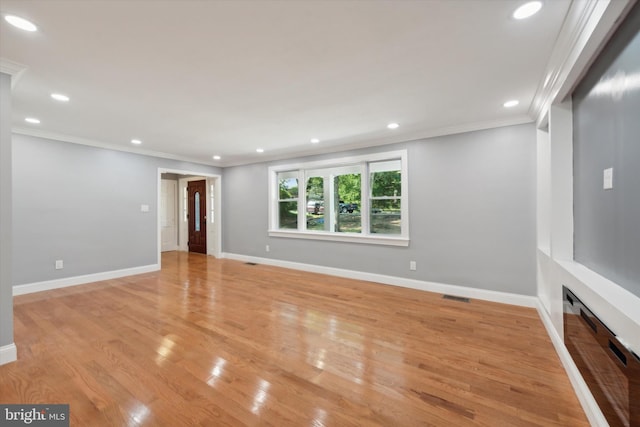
[12,134,220,285]
[223,123,537,295]
[160,173,181,181]
[573,4,640,298]
[1,72,13,348]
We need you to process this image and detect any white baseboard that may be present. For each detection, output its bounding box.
[535,300,607,427]
[13,264,160,296]
[0,343,17,365]
[221,252,537,308]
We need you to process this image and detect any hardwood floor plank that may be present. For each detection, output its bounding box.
[0,252,589,426]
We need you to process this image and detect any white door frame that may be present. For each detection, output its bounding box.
[160,178,179,252]
[177,175,218,255]
[157,168,222,265]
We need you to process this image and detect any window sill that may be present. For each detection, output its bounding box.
[268,230,410,247]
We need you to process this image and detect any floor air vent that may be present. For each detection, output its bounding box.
[443,294,470,303]
[245,262,258,266]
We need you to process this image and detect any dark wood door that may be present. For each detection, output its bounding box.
[187,180,207,254]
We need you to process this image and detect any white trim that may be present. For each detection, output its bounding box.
[531,0,634,126]
[0,57,27,88]
[160,178,179,252]
[221,116,532,168]
[12,264,159,296]
[535,300,608,427]
[555,0,635,104]
[207,177,221,257]
[0,343,17,365]
[558,260,640,325]
[0,58,27,75]
[268,229,409,246]
[557,259,640,353]
[14,127,217,167]
[271,149,408,173]
[7,97,531,170]
[221,252,537,308]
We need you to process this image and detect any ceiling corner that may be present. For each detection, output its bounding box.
[0,57,27,88]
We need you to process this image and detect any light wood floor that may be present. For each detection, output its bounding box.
[1,252,588,426]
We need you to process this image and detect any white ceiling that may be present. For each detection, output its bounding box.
[0,0,572,166]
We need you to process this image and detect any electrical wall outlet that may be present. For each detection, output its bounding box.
[409,261,417,271]
[266,245,270,252]
[55,260,64,270]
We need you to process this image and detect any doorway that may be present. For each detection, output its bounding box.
[157,169,222,265]
[187,179,207,254]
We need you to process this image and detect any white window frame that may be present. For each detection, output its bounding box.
[268,150,409,246]
[276,171,301,229]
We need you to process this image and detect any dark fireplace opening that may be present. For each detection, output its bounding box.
[563,287,639,427]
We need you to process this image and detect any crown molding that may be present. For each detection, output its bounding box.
[12,127,218,168]
[13,114,532,170]
[0,57,27,88]
[530,0,636,127]
[15,116,531,170]
[219,115,533,168]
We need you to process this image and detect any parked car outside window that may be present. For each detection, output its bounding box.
[339,202,358,213]
[307,200,324,214]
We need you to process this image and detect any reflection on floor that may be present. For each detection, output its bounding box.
[1,251,588,426]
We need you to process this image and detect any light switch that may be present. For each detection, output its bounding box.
[141,204,150,212]
[603,168,613,190]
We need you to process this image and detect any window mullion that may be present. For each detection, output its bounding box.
[301,170,307,232]
[295,170,305,231]
[323,174,331,232]
[361,162,370,236]
[328,174,337,232]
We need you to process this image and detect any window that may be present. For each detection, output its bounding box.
[306,176,325,231]
[370,160,401,235]
[335,170,361,233]
[277,172,299,229]
[269,150,408,246]
[194,192,201,231]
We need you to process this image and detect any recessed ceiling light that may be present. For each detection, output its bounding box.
[25,117,40,124]
[310,138,320,144]
[213,155,221,160]
[513,1,543,20]
[503,100,519,108]
[131,139,142,145]
[387,123,399,129]
[4,15,38,32]
[256,148,264,153]
[51,93,70,102]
